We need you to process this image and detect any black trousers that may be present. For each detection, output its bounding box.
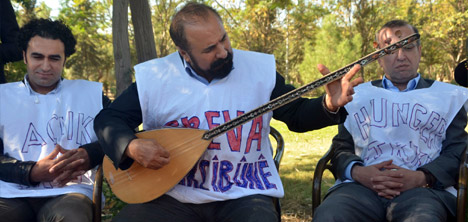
[313,182,455,222]
[113,194,279,222]
[0,193,93,222]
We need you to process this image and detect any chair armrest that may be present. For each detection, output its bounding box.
[270,127,285,170]
[93,165,103,222]
[312,145,335,215]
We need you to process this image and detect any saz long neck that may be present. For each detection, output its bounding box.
[202,33,421,140]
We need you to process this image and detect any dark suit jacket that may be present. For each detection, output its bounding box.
[329,77,468,215]
[0,0,23,83]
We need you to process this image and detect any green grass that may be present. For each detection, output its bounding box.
[101,120,339,221]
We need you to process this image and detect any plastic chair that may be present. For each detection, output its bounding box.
[312,145,468,221]
[92,126,285,222]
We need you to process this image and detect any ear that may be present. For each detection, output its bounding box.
[23,51,27,64]
[177,46,191,63]
[373,41,379,49]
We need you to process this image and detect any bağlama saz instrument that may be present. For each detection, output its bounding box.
[103,33,421,204]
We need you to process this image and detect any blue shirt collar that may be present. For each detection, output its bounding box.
[183,61,213,85]
[382,73,420,92]
[24,74,63,95]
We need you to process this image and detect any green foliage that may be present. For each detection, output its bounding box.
[7,0,468,91]
[151,0,180,57]
[274,0,328,85]
[221,0,283,54]
[4,61,26,83]
[102,181,126,220]
[298,14,362,96]
[218,0,328,86]
[58,0,115,94]
[417,0,468,81]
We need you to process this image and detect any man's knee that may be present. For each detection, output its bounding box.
[388,188,451,222]
[0,198,35,222]
[219,195,279,222]
[313,194,365,222]
[313,201,347,222]
[38,193,93,222]
[313,183,385,222]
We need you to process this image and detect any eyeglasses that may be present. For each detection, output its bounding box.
[375,41,419,52]
[401,42,418,51]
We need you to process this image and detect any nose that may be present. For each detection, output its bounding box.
[396,48,407,61]
[41,59,52,71]
[215,43,228,59]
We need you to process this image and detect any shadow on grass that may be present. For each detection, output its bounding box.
[279,153,335,222]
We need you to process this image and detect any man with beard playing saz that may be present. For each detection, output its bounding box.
[94,2,363,222]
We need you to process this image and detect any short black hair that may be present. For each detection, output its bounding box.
[18,18,76,57]
[169,2,222,51]
[375,20,420,46]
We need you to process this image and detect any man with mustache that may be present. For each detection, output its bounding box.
[94,2,362,221]
[313,20,468,222]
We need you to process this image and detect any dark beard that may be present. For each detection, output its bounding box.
[190,51,234,81]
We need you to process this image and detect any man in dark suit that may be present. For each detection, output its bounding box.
[0,0,23,83]
[313,20,468,222]
[453,38,467,87]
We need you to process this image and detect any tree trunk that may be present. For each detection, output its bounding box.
[130,0,158,63]
[112,0,132,96]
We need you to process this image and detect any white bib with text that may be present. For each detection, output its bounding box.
[344,81,468,169]
[343,81,468,195]
[135,49,283,203]
[0,79,103,199]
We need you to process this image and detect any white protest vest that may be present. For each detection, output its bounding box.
[343,81,468,195]
[135,49,283,203]
[0,79,103,199]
